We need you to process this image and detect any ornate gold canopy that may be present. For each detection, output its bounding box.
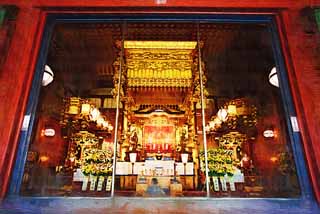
[124,41,197,88]
[112,40,205,110]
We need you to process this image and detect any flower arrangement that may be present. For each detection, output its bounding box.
[83,149,112,163]
[200,148,236,177]
[81,162,113,176]
[81,148,113,176]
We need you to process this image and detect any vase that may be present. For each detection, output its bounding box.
[106,176,112,191]
[220,176,227,191]
[212,176,220,191]
[89,175,97,191]
[228,176,236,191]
[97,176,105,191]
[82,175,89,191]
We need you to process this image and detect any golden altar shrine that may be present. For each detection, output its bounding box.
[109,40,204,194]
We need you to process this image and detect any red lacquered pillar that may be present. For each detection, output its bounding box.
[0,6,44,198]
[277,9,320,203]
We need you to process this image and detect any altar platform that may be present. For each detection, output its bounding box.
[115,159,195,194]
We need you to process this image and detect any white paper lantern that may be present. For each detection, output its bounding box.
[269,67,279,87]
[263,129,275,138]
[44,128,55,137]
[217,109,228,122]
[90,108,100,121]
[42,65,54,86]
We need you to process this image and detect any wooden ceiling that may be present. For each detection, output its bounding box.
[48,22,241,67]
[47,22,274,98]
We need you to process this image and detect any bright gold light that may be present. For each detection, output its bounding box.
[40,155,49,162]
[124,41,197,49]
[123,41,197,88]
[81,103,91,115]
[227,104,237,115]
[270,156,278,162]
[68,97,80,114]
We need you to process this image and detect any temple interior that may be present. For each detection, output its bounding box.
[20,22,300,197]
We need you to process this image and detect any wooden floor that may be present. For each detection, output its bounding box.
[2,197,319,214]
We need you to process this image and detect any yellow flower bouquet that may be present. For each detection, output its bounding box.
[81,148,113,176]
[200,148,235,177]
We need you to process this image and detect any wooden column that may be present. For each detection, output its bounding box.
[277,9,320,203]
[0,6,44,198]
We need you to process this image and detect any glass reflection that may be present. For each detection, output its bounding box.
[20,21,300,198]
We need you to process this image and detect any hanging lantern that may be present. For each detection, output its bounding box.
[217,108,228,122]
[263,129,275,138]
[269,67,279,88]
[43,128,55,137]
[90,107,100,121]
[42,65,54,86]
[81,103,91,115]
[97,116,104,127]
[68,97,80,114]
[227,104,237,116]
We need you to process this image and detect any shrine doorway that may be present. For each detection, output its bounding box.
[11,16,309,200]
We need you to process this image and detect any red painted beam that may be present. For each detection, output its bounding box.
[0,0,314,9]
[0,7,45,198]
